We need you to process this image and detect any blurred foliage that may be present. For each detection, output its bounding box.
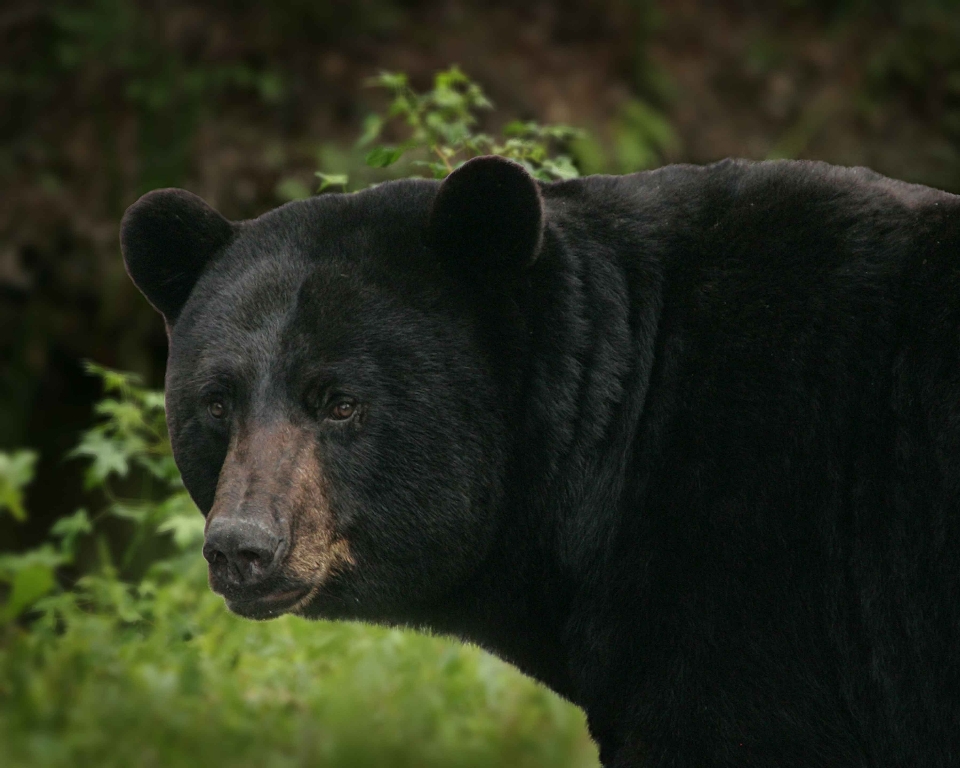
[625,0,675,107]
[1,0,284,194]
[757,0,960,159]
[272,66,602,200]
[612,99,678,172]
[357,67,584,181]
[767,90,841,160]
[862,1,960,144]
[0,367,598,767]
[0,451,38,523]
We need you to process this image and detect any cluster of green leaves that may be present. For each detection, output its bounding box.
[0,365,596,767]
[67,363,202,556]
[299,66,679,200]
[319,66,585,190]
[0,363,197,625]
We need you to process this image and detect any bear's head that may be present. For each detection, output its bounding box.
[120,157,545,622]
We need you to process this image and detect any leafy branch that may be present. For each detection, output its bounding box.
[319,66,585,191]
[0,364,201,624]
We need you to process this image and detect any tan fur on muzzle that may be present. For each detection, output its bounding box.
[208,421,355,587]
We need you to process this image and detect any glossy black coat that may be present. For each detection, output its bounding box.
[122,157,960,766]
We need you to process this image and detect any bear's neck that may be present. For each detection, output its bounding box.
[421,204,663,707]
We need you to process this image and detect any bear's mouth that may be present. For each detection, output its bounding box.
[224,584,315,619]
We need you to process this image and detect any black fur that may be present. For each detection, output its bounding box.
[428,154,545,272]
[121,188,235,323]
[122,157,960,766]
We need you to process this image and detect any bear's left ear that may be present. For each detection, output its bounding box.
[427,155,544,275]
[121,188,235,324]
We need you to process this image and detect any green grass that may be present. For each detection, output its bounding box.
[0,555,597,767]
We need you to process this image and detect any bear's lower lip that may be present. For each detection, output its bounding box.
[225,586,312,619]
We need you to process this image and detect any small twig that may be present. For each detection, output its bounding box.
[432,145,454,173]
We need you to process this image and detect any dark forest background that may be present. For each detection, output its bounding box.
[4,3,960,766]
[4,0,960,545]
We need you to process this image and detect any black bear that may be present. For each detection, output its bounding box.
[121,156,960,766]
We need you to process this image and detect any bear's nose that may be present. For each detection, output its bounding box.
[203,518,282,586]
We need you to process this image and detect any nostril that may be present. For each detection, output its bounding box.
[202,544,224,565]
[237,548,265,570]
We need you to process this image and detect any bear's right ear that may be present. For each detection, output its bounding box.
[120,189,234,324]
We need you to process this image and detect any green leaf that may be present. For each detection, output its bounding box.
[157,512,205,550]
[434,65,468,89]
[275,177,312,202]
[388,95,413,118]
[365,145,404,168]
[615,99,677,172]
[367,71,408,90]
[467,86,493,111]
[356,113,383,148]
[0,449,38,521]
[1,563,57,621]
[96,399,148,433]
[107,501,149,523]
[542,124,586,141]
[540,155,580,181]
[70,429,130,489]
[50,508,93,558]
[315,172,349,193]
[84,361,142,393]
[136,453,181,485]
[413,160,453,179]
[503,120,531,137]
[432,86,465,110]
[0,545,64,581]
[141,390,166,412]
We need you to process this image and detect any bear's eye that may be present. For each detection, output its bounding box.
[328,397,358,421]
[208,400,226,419]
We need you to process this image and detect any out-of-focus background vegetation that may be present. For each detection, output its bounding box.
[3,1,960,765]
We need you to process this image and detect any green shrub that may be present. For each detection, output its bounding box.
[284,65,588,200]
